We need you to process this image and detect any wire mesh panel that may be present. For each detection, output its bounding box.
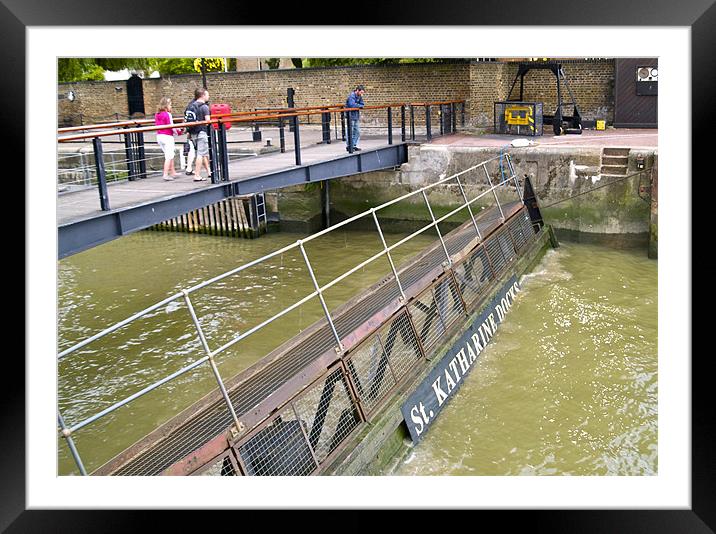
[507,209,534,253]
[194,453,240,476]
[452,245,495,309]
[496,226,517,265]
[408,284,448,356]
[484,231,508,276]
[380,311,424,383]
[408,274,465,357]
[345,310,424,417]
[494,101,543,136]
[237,403,317,476]
[290,366,362,466]
[433,275,466,334]
[345,334,397,415]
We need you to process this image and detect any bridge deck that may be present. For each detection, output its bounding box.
[58,138,389,226]
[102,199,523,476]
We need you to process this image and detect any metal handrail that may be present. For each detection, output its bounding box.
[59,152,505,362]
[58,121,490,477]
[58,100,466,140]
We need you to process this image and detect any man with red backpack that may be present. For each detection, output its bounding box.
[184,88,212,181]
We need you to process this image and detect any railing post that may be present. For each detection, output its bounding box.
[387,107,393,145]
[461,101,466,127]
[483,166,505,222]
[401,105,406,142]
[321,109,331,144]
[426,105,432,141]
[208,126,220,184]
[293,113,302,165]
[298,241,343,351]
[341,111,346,141]
[346,112,354,154]
[505,153,523,201]
[422,190,451,266]
[92,137,110,211]
[123,127,137,181]
[371,209,406,300]
[182,290,243,433]
[58,413,88,476]
[451,102,457,134]
[278,117,286,153]
[410,105,415,141]
[439,104,444,136]
[219,122,230,182]
[455,175,481,241]
[137,132,147,179]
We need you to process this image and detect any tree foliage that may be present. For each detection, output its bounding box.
[193,57,226,73]
[302,58,472,68]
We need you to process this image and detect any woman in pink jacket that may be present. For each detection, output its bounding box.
[155,97,183,181]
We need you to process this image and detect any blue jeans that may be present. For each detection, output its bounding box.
[347,119,360,149]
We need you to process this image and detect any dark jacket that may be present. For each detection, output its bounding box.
[345,91,364,121]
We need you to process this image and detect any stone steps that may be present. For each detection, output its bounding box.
[601,147,630,176]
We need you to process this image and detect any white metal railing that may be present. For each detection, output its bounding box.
[57,152,522,475]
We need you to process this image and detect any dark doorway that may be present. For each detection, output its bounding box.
[614,58,658,128]
[127,74,145,117]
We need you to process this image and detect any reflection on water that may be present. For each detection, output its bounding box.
[392,242,657,476]
[58,229,435,474]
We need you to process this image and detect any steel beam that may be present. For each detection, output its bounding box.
[58,144,409,259]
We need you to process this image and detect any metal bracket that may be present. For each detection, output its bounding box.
[229,422,246,441]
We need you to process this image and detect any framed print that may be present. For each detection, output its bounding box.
[12,0,710,529]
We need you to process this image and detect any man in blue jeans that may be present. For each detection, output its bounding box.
[345,85,365,152]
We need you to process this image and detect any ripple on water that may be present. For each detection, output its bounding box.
[392,242,657,476]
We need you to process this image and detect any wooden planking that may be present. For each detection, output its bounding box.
[148,194,264,239]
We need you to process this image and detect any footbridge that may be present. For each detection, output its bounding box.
[57,100,465,258]
[57,152,549,476]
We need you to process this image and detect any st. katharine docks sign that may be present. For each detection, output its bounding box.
[401,275,522,442]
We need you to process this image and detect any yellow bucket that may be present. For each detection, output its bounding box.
[596,120,606,131]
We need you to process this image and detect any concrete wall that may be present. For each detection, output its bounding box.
[58,60,615,129]
[275,145,657,249]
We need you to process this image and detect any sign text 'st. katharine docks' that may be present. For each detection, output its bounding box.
[401,276,521,442]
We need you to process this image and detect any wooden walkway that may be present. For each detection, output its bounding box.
[57,138,390,226]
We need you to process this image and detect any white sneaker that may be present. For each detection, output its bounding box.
[163,175,174,181]
[193,175,206,182]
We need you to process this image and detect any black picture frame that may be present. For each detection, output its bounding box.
[10,0,708,529]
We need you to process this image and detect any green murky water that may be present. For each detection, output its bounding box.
[392,242,657,476]
[57,228,436,475]
[58,230,657,477]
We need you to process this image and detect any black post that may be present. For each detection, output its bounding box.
[461,101,466,127]
[451,102,457,133]
[92,137,110,211]
[123,127,136,181]
[137,132,147,179]
[340,111,346,141]
[387,107,393,145]
[293,114,302,165]
[321,110,331,144]
[439,104,444,136]
[252,123,262,142]
[219,122,229,181]
[287,87,295,132]
[321,180,330,229]
[426,105,432,140]
[346,112,354,154]
[410,105,415,140]
[201,58,207,90]
[279,117,286,153]
[208,126,219,183]
[401,105,406,142]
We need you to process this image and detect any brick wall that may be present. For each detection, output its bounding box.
[58,60,615,128]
